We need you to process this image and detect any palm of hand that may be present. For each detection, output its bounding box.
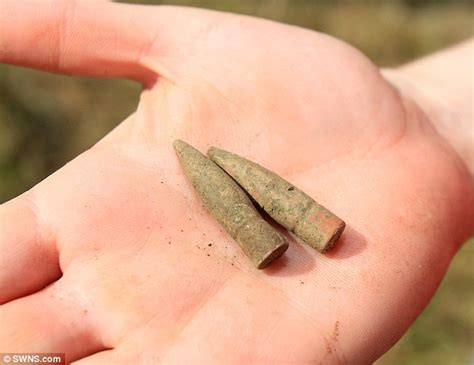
[1,5,470,364]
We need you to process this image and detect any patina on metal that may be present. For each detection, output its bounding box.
[208,146,345,253]
[173,140,288,269]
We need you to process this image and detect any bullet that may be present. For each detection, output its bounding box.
[207,147,345,253]
[173,140,288,269]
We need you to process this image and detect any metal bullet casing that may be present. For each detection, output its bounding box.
[173,140,288,269]
[208,147,345,253]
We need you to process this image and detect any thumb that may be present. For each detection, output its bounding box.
[0,193,60,304]
[0,0,211,84]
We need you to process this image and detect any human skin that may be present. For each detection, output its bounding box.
[0,1,473,364]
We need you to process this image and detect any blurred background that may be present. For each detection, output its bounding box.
[0,0,472,363]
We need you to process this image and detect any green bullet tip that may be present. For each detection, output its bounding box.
[173,139,186,150]
[207,146,224,161]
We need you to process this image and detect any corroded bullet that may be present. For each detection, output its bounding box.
[208,147,345,253]
[173,140,288,269]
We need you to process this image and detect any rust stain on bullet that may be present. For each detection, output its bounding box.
[207,147,345,253]
[173,140,288,269]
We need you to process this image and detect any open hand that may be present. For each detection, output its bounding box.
[1,1,472,363]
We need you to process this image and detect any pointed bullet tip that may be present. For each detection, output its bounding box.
[173,140,190,155]
[173,139,184,148]
[207,146,218,158]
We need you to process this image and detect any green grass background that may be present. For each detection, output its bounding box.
[0,1,472,363]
